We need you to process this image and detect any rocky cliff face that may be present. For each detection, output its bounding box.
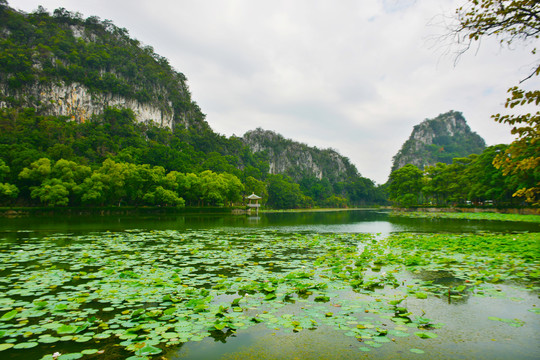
[0,4,203,130]
[0,82,176,128]
[242,128,358,183]
[391,111,486,173]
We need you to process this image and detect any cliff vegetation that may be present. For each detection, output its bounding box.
[391,111,486,173]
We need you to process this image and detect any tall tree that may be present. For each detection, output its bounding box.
[266,174,304,209]
[452,0,539,205]
[0,158,18,204]
[388,164,424,207]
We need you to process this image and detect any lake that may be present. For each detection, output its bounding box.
[1,209,538,237]
[0,209,538,360]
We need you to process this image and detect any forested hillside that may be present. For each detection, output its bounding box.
[391,111,486,173]
[0,3,384,209]
[242,128,359,183]
[387,145,525,207]
[0,2,205,129]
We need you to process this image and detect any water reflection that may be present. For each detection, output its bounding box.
[0,209,537,242]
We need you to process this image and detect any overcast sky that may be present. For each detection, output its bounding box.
[10,0,539,184]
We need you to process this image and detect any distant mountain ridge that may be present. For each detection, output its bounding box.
[391,111,486,173]
[242,128,360,184]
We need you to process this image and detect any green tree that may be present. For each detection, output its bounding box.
[80,172,107,205]
[30,179,70,206]
[299,177,333,205]
[244,176,268,203]
[174,172,200,206]
[18,157,52,182]
[18,158,91,206]
[387,164,424,207]
[466,145,517,204]
[452,0,539,204]
[423,158,471,206]
[124,163,167,205]
[143,186,185,207]
[197,170,226,206]
[266,174,304,209]
[0,182,18,203]
[343,177,380,206]
[322,195,348,208]
[80,159,130,206]
[222,173,244,206]
[0,158,19,204]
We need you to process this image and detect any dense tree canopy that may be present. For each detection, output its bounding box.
[387,145,524,207]
[452,0,539,205]
[388,164,424,207]
[0,106,385,209]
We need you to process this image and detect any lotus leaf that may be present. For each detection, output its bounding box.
[0,309,17,321]
[0,343,14,351]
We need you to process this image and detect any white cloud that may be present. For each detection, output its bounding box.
[10,0,537,183]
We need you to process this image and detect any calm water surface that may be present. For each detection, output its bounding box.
[0,209,538,239]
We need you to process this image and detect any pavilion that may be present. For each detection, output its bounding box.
[246,193,262,215]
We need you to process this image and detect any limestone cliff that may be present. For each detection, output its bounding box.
[391,111,486,173]
[0,82,175,128]
[0,5,205,130]
[242,128,359,183]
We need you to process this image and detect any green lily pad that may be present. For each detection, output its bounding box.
[0,310,17,321]
[415,331,438,339]
[57,353,83,360]
[57,325,77,335]
[38,336,60,343]
[0,343,14,351]
[13,341,39,349]
[74,336,92,342]
[81,349,99,355]
[410,348,425,354]
[161,332,179,339]
[135,344,162,356]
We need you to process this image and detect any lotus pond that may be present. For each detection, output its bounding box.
[0,210,538,359]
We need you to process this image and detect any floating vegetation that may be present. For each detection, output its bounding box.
[0,229,538,359]
[390,211,540,223]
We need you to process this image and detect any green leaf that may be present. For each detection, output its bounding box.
[214,323,226,331]
[56,325,77,335]
[81,349,99,355]
[0,310,17,321]
[38,336,60,343]
[13,341,39,349]
[135,345,162,356]
[0,343,14,351]
[57,353,83,360]
[415,331,438,339]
